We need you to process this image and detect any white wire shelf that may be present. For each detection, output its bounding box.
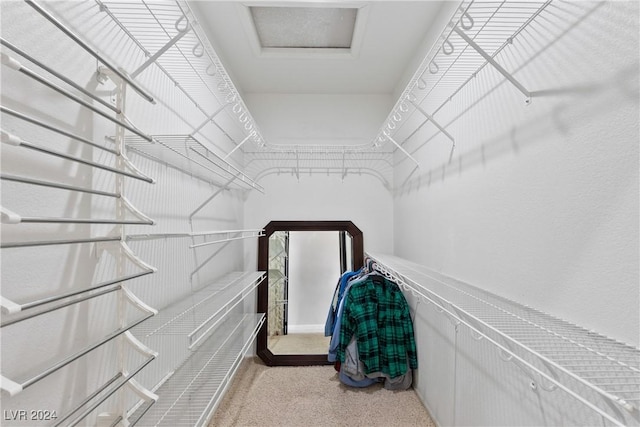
[132,313,265,427]
[374,0,587,167]
[132,271,264,349]
[125,135,263,192]
[243,147,394,188]
[366,252,640,426]
[96,0,265,151]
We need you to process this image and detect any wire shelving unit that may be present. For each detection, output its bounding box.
[126,135,264,193]
[131,313,265,427]
[132,271,265,351]
[366,252,640,426]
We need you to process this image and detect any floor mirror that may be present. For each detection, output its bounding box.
[257,221,364,366]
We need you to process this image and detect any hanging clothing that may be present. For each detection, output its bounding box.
[336,274,418,379]
[327,273,369,362]
[324,269,362,336]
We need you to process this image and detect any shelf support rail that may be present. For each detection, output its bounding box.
[190,103,228,137]
[408,99,456,163]
[223,132,256,160]
[189,175,241,221]
[23,0,154,103]
[452,25,532,104]
[366,253,635,424]
[130,27,190,78]
[381,131,421,168]
[190,241,231,283]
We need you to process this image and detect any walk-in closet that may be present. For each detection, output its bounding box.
[1,1,638,426]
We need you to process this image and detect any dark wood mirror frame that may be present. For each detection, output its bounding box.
[257,220,364,366]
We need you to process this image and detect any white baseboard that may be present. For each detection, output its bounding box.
[287,324,324,333]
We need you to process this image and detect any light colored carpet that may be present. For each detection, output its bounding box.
[209,358,435,427]
[268,333,331,354]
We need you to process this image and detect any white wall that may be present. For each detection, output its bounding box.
[287,231,340,332]
[392,2,639,426]
[244,173,393,266]
[244,93,393,146]
[243,92,395,268]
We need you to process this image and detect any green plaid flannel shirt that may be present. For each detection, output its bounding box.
[336,275,418,378]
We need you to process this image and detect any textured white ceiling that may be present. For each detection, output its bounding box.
[250,6,357,48]
[190,1,452,96]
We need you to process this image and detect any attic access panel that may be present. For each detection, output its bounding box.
[250,6,357,49]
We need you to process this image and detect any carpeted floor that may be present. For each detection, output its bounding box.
[268,333,331,354]
[209,358,435,427]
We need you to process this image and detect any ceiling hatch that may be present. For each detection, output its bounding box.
[250,6,358,50]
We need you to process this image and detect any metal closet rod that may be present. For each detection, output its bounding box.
[1,130,153,183]
[0,106,118,155]
[1,52,152,142]
[6,312,153,394]
[1,173,120,198]
[1,270,154,328]
[55,355,155,427]
[0,38,120,114]
[23,0,154,103]
[1,235,121,249]
[2,210,153,226]
[2,286,119,328]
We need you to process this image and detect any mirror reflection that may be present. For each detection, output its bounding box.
[267,231,353,355]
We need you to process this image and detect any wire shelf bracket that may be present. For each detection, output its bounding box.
[452,26,532,104]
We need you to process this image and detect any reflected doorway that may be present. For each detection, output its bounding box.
[257,221,363,366]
